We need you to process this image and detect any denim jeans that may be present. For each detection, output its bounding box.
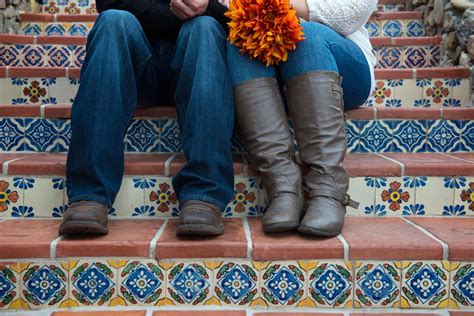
[66,10,235,211]
[226,22,372,110]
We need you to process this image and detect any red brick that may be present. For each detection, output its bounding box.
[56,14,98,22]
[156,219,248,259]
[168,154,246,177]
[57,220,163,257]
[376,107,441,120]
[0,153,30,168]
[53,312,146,316]
[155,312,246,316]
[450,312,474,316]
[391,36,441,46]
[449,153,474,163]
[43,103,72,118]
[36,35,86,45]
[409,217,474,261]
[0,67,7,78]
[68,68,81,78]
[0,104,40,117]
[9,67,66,78]
[124,154,170,175]
[344,153,402,177]
[257,314,343,316]
[249,218,344,261]
[381,153,474,176]
[134,106,175,118]
[371,11,422,20]
[416,67,471,79]
[375,69,414,80]
[342,217,443,260]
[352,314,441,316]
[0,34,35,44]
[0,220,59,259]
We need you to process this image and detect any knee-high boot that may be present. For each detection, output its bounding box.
[286,71,358,237]
[234,78,304,233]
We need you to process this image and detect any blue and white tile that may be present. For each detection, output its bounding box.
[144,177,179,218]
[20,45,47,67]
[391,120,427,153]
[20,262,69,309]
[44,23,67,36]
[358,120,393,153]
[56,119,71,152]
[69,260,117,307]
[117,260,165,306]
[21,23,43,36]
[365,21,380,37]
[405,20,425,37]
[166,261,214,306]
[460,120,474,151]
[355,261,401,308]
[113,177,145,217]
[382,20,404,37]
[307,261,353,308]
[159,119,182,153]
[23,118,59,152]
[401,261,450,309]
[68,23,92,37]
[45,45,72,68]
[260,261,306,307]
[375,177,414,216]
[125,119,160,153]
[453,176,474,216]
[0,118,25,151]
[71,45,86,68]
[347,177,375,216]
[214,260,260,306]
[404,46,428,68]
[394,79,423,107]
[377,47,402,69]
[0,78,20,104]
[426,120,463,152]
[449,262,474,309]
[49,77,78,104]
[414,177,453,216]
[0,45,21,66]
[0,262,19,310]
[23,177,65,218]
[452,78,472,107]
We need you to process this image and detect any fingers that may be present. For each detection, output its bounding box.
[182,0,209,14]
[170,0,197,20]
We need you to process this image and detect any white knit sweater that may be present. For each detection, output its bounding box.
[305,0,378,93]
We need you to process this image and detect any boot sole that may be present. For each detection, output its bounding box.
[176,224,224,236]
[263,222,300,233]
[59,221,109,236]
[297,225,341,237]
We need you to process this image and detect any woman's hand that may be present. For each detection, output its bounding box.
[290,0,309,20]
[218,0,230,8]
[170,0,209,20]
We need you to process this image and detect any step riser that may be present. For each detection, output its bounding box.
[0,258,471,311]
[0,43,443,69]
[367,19,425,37]
[0,175,472,218]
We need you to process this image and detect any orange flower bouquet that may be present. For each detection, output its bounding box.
[225,0,304,66]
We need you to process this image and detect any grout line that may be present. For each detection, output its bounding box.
[412,68,417,79]
[2,157,25,175]
[401,217,449,260]
[33,35,37,45]
[164,154,177,177]
[53,14,58,23]
[374,153,406,176]
[5,65,9,78]
[440,107,445,120]
[149,219,168,259]
[242,217,253,259]
[438,152,474,164]
[65,66,69,78]
[373,106,378,120]
[242,154,249,178]
[337,234,350,261]
[40,103,49,119]
[145,309,153,316]
[50,235,63,260]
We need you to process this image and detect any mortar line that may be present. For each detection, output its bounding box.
[50,235,64,260]
[164,154,177,177]
[242,217,253,259]
[375,152,406,176]
[149,219,168,259]
[337,234,350,261]
[2,157,25,175]
[401,217,449,260]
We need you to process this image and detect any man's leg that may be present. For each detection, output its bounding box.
[61,9,160,235]
[171,16,235,235]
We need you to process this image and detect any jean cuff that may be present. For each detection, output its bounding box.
[67,195,111,208]
[179,195,228,212]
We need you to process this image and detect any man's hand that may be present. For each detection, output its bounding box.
[170,0,209,20]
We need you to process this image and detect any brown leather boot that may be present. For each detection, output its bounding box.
[176,200,224,236]
[234,78,303,233]
[286,72,359,237]
[59,201,109,235]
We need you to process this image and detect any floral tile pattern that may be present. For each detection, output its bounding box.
[415,177,454,216]
[374,45,441,69]
[449,262,474,309]
[166,261,214,306]
[20,262,69,309]
[117,260,165,306]
[401,261,450,309]
[0,177,23,218]
[224,178,259,218]
[454,177,474,216]
[40,0,97,15]
[365,19,425,38]
[21,22,96,37]
[375,177,414,216]
[307,261,353,308]
[347,177,376,216]
[354,262,401,308]
[214,261,259,306]
[0,263,19,310]
[260,261,306,307]
[69,260,117,307]
[21,177,63,218]
[144,177,179,218]
[113,177,145,218]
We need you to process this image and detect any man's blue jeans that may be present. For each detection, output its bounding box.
[66,10,235,211]
[226,22,372,111]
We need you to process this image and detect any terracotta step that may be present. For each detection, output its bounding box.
[0,152,473,219]
[0,35,442,69]
[0,217,472,310]
[0,66,470,108]
[10,311,466,315]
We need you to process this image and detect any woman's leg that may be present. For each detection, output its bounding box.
[279,22,366,236]
[226,43,304,233]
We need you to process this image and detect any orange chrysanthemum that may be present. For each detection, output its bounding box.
[225,0,304,66]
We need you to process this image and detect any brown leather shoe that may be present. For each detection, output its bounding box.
[176,200,224,236]
[59,201,109,235]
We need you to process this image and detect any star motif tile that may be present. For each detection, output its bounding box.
[450,262,474,309]
[0,263,19,310]
[166,262,213,305]
[261,262,306,306]
[214,261,259,306]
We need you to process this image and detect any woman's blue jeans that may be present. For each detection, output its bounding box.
[66,11,235,210]
[226,22,372,110]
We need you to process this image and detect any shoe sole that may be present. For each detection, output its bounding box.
[263,222,300,233]
[297,225,341,237]
[176,224,224,236]
[59,221,109,235]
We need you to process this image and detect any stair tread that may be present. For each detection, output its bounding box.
[0,217,472,260]
[1,152,473,176]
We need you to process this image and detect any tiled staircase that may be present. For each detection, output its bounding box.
[0,0,473,315]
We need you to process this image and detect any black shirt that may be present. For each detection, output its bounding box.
[96,0,229,42]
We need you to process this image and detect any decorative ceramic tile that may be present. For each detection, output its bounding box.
[0,176,23,218]
[49,77,77,104]
[375,177,414,216]
[347,177,375,216]
[214,260,260,306]
[125,119,160,152]
[0,118,24,151]
[377,47,403,69]
[0,78,20,104]
[159,119,182,153]
[365,21,380,37]
[260,261,306,307]
[405,20,425,37]
[44,23,67,36]
[69,260,117,307]
[452,78,472,107]
[414,177,454,216]
[378,4,404,12]
[22,177,65,218]
[426,120,463,152]
[117,260,166,306]
[144,177,179,218]
[165,261,214,306]
[20,45,47,67]
[21,23,42,36]
[354,261,401,308]
[0,262,20,310]
[306,261,353,308]
[400,261,450,309]
[454,177,474,216]
[20,262,69,309]
[370,80,393,107]
[19,78,51,104]
[72,45,86,68]
[345,120,362,152]
[461,120,473,151]
[0,45,21,66]
[423,79,452,107]
[68,23,92,37]
[429,46,441,67]
[394,79,423,107]
[358,120,393,152]
[56,119,71,152]
[391,120,427,152]
[404,46,428,68]
[23,118,59,152]
[449,262,474,309]
[382,20,404,37]
[113,177,145,217]
[46,45,72,68]
[224,178,259,218]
